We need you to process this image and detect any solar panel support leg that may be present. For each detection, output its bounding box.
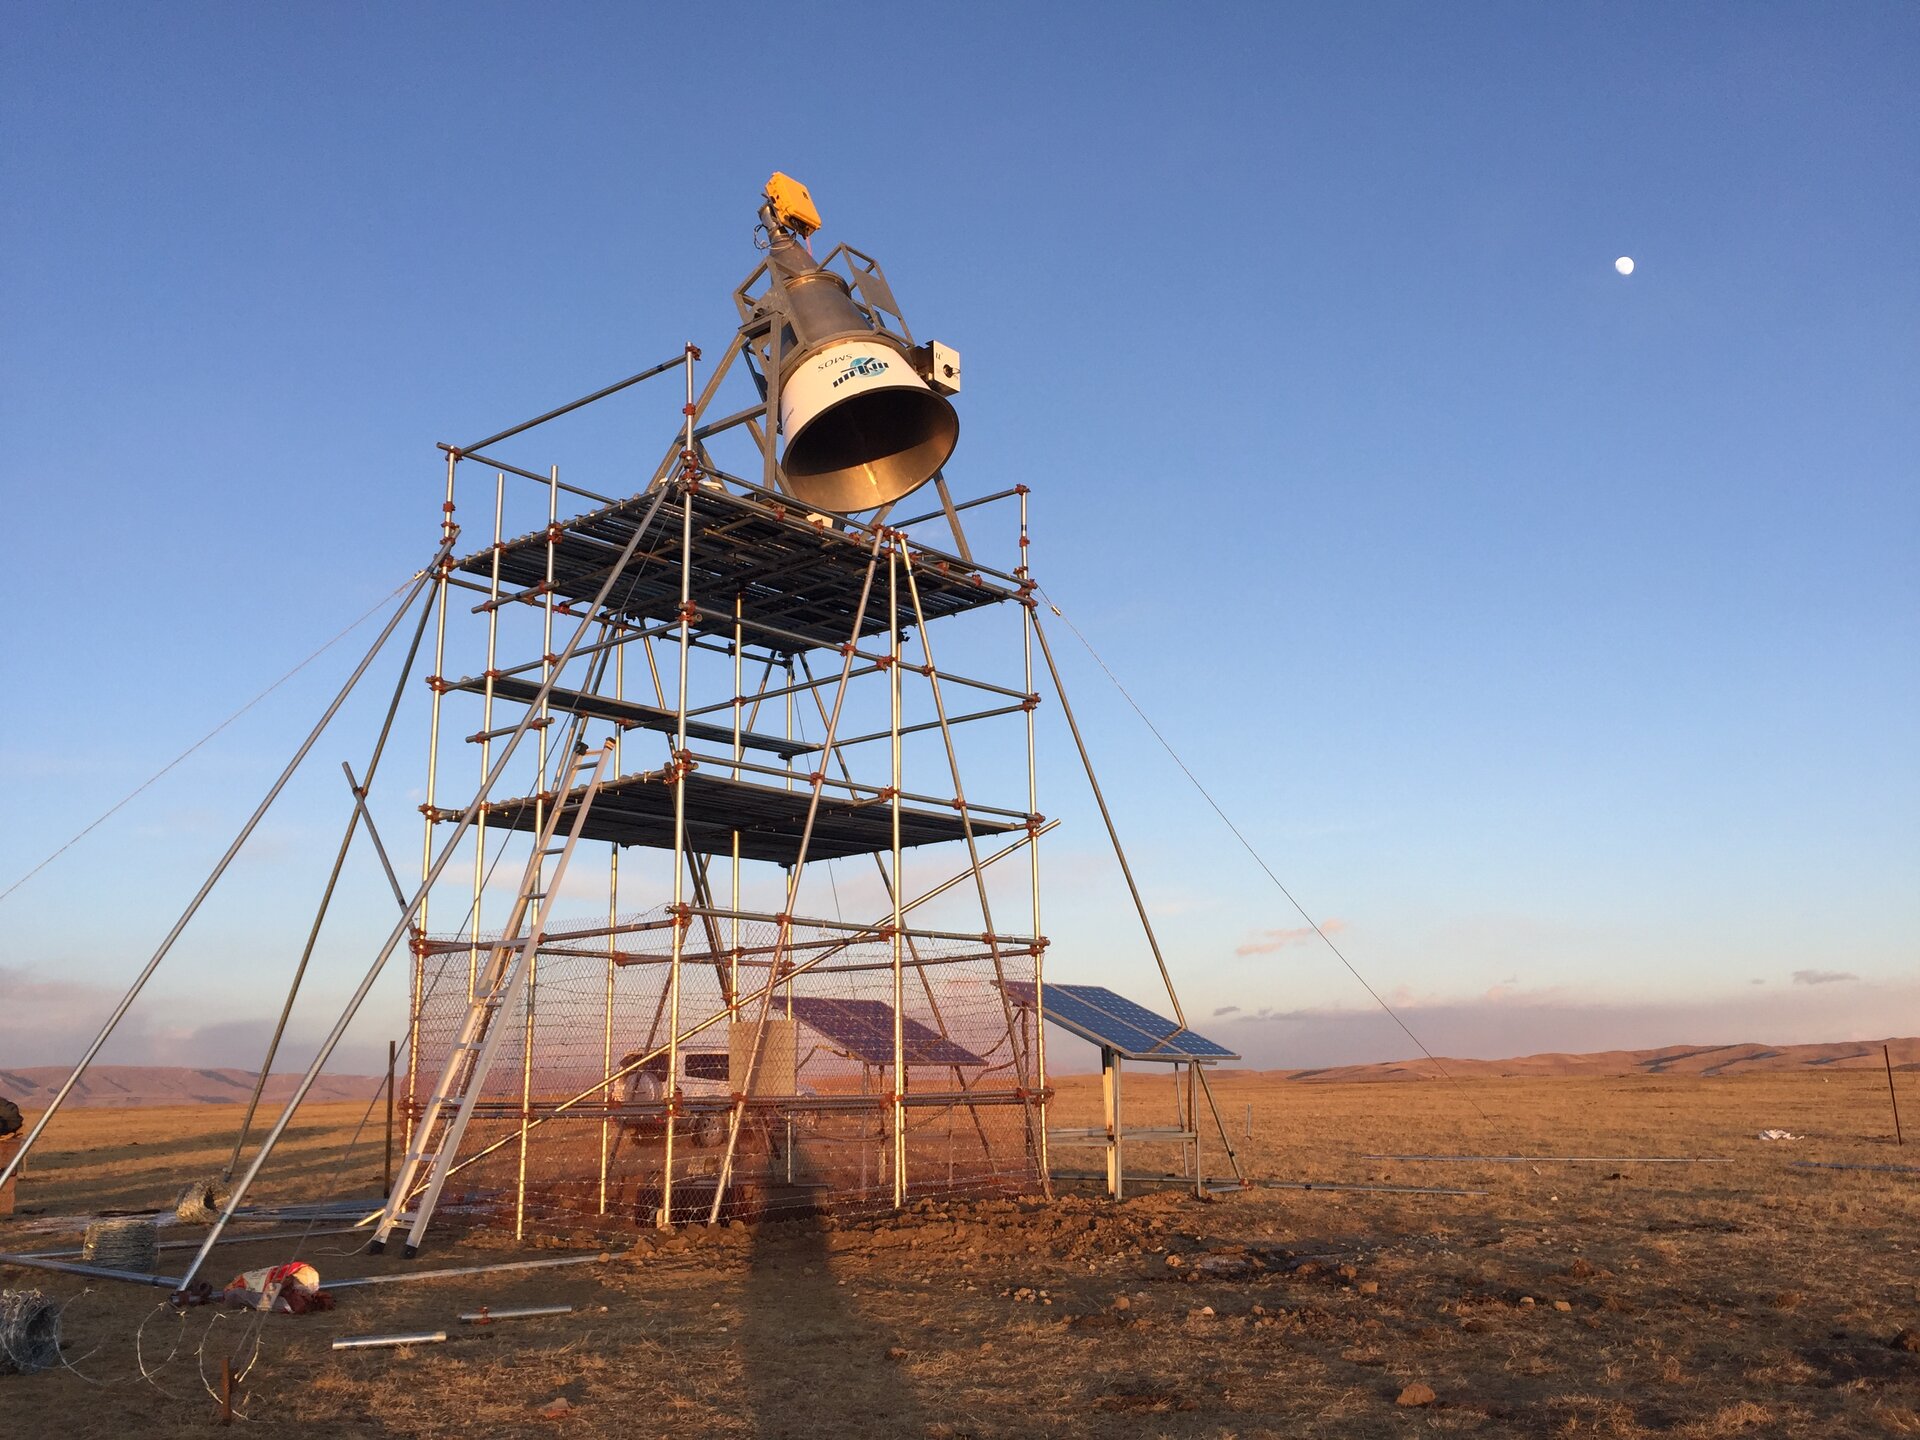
[1189,1061,1203,1199]
[1102,1048,1124,1201]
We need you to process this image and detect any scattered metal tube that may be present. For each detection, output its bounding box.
[324,1252,612,1290]
[21,1225,365,1260]
[0,1254,181,1288]
[332,1330,448,1351]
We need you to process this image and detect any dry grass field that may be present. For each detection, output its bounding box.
[2,1069,1917,1437]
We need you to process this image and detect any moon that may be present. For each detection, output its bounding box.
[1615,256,1635,276]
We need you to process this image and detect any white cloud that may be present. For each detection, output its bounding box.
[1235,918,1345,956]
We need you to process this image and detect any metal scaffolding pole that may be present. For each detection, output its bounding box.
[659,346,698,1226]
[889,539,906,1207]
[731,594,743,1015]
[176,472,677,1291]
[600,641,622,1216]
[794,654,997,1168]
[439,818,1058,1189]
[512,462,563,1240]
[1017,485,1050,1187]
[702,532,885,1223]
[410,454,460,1148]
[470,473,505,1000]
[900,550,1038,1159]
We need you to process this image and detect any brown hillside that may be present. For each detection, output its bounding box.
[0,1064,383,1108]
[1275,1036,1920,1083]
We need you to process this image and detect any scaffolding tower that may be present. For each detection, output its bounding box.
[367,238,1058,1250]
[0,187,1244,1295]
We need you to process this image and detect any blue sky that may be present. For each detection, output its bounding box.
[2,4,1914,1075]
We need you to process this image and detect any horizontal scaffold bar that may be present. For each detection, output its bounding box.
[452,482,1016,655]
[449,674,809,760]
[467,767,1025,865]
[426,1091,1038,1121]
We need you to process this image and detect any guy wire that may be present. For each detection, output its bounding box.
[0,573,421,906]
[1035,585,1494,1129]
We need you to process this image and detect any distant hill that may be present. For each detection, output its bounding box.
[3,1039,1915,1106]
[1276,1037,1920,1083]
[0,1065,384,1109]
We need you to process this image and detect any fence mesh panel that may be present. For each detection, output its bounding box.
[409,906,1040,1234]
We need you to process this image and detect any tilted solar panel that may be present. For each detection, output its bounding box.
[1001,982,1239,1062]
[787,997,986,1068]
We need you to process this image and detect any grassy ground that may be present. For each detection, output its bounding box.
[1,1070,1916,1437]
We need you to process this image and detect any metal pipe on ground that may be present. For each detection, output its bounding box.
[0,1255,182,1289]
[324,1253,612,1290]
[21,1226,365,1261]
[332,1331,448,1351]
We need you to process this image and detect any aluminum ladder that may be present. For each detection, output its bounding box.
[370,740,613,1256]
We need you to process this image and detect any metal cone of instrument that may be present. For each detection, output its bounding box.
[763,183,958,513]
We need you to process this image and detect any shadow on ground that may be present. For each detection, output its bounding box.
[739,1209,927,1440]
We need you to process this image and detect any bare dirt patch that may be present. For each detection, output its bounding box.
[2,1071,1916,1436]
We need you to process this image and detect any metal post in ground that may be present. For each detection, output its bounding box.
[513,462,563,1241]
[1017,485,1050,1190]
[600,642,623,1216]
[703,534,885,1224]
[730,596,744,1013]
[1888,1045,1905,1146]
[900,550,1039,1168]
[889,538,906,1208]
[661,346,698,1227]
[470,472,506,999]
[412,453,460,1146]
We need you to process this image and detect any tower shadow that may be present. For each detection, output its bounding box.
[738,1207,929,1439]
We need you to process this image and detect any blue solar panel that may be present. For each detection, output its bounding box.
[1003,982,1238,1062]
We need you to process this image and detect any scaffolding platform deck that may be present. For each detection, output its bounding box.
[478,767,1023,864]
[450,675,811,760]
[454,484,1012,654]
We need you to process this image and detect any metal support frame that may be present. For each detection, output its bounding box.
[16,205,1241,1263]
[387,306,1060,1236]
